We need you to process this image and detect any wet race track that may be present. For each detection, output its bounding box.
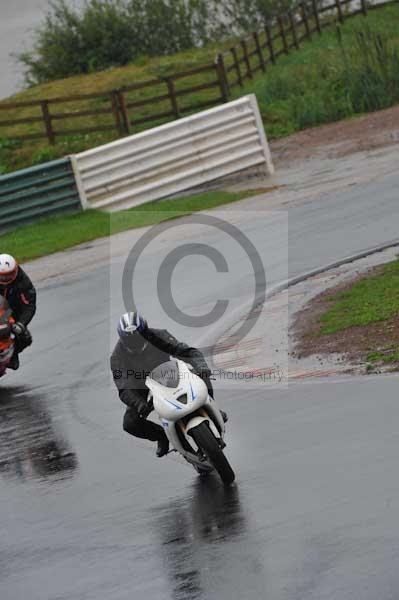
[2,159,399,599]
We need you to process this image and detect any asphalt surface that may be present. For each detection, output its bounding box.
[0,0,85,99]
[0,0,50,99]
[1,160,399,598]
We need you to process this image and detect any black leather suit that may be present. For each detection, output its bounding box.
[110,328,212,443]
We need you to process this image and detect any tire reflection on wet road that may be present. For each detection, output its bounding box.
[151,476,266,600]
[0,385,78,482]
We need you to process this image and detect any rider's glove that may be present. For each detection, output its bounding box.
[196,367,212,379]
[135,398,151,417]
[12,322,26,337]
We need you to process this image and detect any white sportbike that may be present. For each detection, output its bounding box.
[146,358,235,485]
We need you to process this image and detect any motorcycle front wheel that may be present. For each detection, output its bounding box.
[190,422,235,486]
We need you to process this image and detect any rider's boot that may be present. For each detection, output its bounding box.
[220,410,228,423]
[8,352,20,371]
[156,435,170,458]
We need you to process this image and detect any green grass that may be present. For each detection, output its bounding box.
[237,4,399,138]
[319,259,399,335]
[310,258,399,372]
[366,350,399,364]
[1,4,399,174]
[315,259,399,369]
[0,189,263,263]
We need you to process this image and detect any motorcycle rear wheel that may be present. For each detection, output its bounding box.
[190,422,235,485]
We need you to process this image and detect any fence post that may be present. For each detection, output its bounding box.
[215,54,230,102]
[265,24,276,64]
[301,2,311,39]
[253,31,266,72]
[165,77,180,119]
[231,46,243,87]
[111,91,124,135]
[312,0,322,34]
[278,16,289,54]
[241,39,253,79]
[289,10,299,49]
[117,90,130,134]
[360,0,368,15]
[335,0,344,23]
[41,100,55,145]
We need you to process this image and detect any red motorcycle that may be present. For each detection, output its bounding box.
[0,299,16,378]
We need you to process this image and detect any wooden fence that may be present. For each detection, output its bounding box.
[0,63,224,145]
[0,0,393,146]
[218,0,380,91]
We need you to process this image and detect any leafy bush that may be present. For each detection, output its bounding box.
[17,0,302,85]
[217,0,295,34]
[17,0,214,85]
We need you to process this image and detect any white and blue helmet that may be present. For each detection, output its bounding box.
[117,312,148,353]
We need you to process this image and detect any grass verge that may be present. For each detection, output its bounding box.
[0,189,263,263]
[297,257,399,368]
[319,259,399,336]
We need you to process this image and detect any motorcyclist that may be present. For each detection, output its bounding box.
[110,312,224,458]
[0,254,36,370]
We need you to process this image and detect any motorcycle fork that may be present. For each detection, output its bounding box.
[180,409,226,451]
[178,414,207,459]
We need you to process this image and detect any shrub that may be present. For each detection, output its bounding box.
[217,0,296,34]
[17,0,213,85]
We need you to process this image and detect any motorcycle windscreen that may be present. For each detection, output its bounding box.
[149,360,180,388]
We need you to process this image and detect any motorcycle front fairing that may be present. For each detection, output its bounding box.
[0,300,15,377]
[0,340,15,377]
[146,359,225,461]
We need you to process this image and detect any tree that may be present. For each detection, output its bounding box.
[17,0,212,85]
[216,0,295,34]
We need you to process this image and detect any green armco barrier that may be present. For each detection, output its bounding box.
[0,158,82,233]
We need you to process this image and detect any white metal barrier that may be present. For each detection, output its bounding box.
[73,95,274,212]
